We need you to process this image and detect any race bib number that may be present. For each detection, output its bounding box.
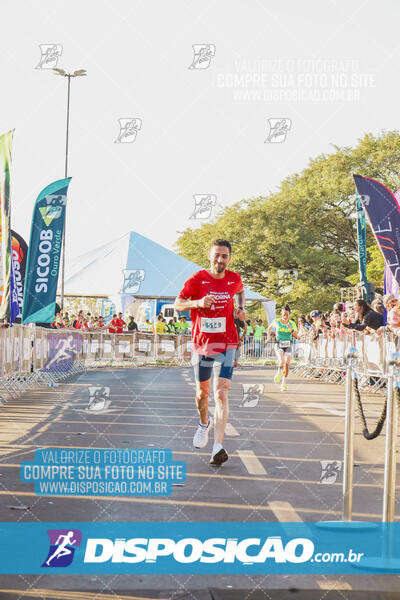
[200,317,226,333]
[278,340,291,349]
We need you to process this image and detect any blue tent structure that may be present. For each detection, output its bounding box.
[62,232,274,318]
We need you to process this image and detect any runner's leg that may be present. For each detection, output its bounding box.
[192,353,213,448]
[213,376,231,444]
[283,353,291,378]
[209,349,234,465]
[281,352,291,391]
[195,379,211,424]
[274,348,285,383]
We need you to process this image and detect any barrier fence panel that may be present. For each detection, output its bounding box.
[3,324,400,399]
[4,326,12,374]
[0,329,4,380]
[292,330,400,393]
[154,334,177,362]
[178,335,192,365]
[114,334,134,359]
[85,332,104,366]
[0,329,11,401]
[113,333,136,367]
[101,333,114,363]
[134,333,154,361]
[22,326,32,373]
[80,332,91,362]
[240,337,276,361]
[0,325,87,398]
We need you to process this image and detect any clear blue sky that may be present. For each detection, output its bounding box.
[1,0,398,262]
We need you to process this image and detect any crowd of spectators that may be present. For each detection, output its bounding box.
[5,296,399,340]
[292,296,400,340]
[45,310,192,335]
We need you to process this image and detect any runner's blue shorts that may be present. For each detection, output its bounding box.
[192,348,236,382]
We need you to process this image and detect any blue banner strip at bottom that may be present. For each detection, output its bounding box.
[0,522,399,574]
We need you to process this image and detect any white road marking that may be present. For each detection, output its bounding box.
[317,580,352,590]
[225,423,240,436]
[302,403,380,418]
[237,450,266,474]
[301,403,345,417]
[268,500,312,535]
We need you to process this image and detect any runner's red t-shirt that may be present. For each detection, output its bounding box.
[178,269,243,356]
[114,318,125,333]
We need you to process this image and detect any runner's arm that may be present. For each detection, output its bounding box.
[235,289,245,308]
[233,289,246,320]
[174,295,214,310]
[266,321,275,341]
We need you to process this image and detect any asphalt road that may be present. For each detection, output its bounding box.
[0,363,399,599]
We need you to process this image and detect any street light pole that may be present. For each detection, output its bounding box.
[53,67,87,311]
[65,74,71,179]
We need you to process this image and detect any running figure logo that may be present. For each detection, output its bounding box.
[240,384,264,408]
[319,460,342,484]
[188,44,216,69]
[86,386,111,412]
[190,195,217,220]
[121,269,146,293]
[114,118,142,143]
[265,118,292,143]
[35,44,63,69]
[42,529,82,567]
[45,335,77,370]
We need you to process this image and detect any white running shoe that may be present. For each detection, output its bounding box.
[193,416,213,448]
[210,443,229,466]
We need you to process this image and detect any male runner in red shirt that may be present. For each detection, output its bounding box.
[174,239,245,465]
[108,314,117,334]
[114,312,126,333]
[108,313,126,334]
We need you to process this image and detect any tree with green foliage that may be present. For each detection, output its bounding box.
[175,131,400,312]
[347,244,385,294]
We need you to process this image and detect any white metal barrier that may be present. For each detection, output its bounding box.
[1,326,398,403]
[292,330,398,392]
[0,325,86,404]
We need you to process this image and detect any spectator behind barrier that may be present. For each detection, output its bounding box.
[383,294,400,332]
[297,316,310,338]
[155,315,167,334]
[127,316,138,331]
[342,299,383,332]
[371,298,384,315]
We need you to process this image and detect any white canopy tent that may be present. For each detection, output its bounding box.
[61,232,276,322]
